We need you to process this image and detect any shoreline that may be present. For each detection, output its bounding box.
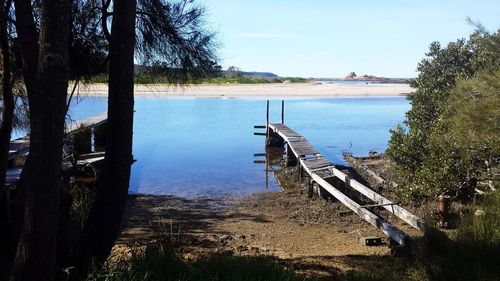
[72,82,413,98]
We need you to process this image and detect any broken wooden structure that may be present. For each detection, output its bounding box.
[257,101,425,246]
[1,112,108,223]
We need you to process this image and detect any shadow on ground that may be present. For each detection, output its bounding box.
[119,194,271,247]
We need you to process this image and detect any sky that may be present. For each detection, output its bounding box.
[201,0,499,78]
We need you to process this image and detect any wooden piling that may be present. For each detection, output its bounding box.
[281,100,285,124]
[266,100,270,139]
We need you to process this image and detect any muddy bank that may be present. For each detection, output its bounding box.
[116,166,408,277]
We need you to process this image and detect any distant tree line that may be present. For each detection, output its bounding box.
[0,1,218,281]
[386,24,500,202]
[89,65,308,84]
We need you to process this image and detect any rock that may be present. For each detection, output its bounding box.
[368,150,380,158]
[346,72,357,79]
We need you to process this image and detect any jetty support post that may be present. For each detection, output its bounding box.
[90,127,95,152]
[285,143,297,166]
[281,100,284,124]
[266,100,270,139]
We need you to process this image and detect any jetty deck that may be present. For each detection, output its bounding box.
[4,112,108,188]
[65,112,108,134]
[2,112,108,222]
[266,122,425,246]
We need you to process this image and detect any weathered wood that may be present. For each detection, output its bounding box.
[65,112,107,134]
[281,100,284,124]
[266,121,424,241]
[344,153,386,184]
[268,121,425,240]
[5,167,22,187]
[301,161,408,245]
[361,202,396,208]
[266,101,269,138]
[330,168,425,231]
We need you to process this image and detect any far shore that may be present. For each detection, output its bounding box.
[71,82,413,98]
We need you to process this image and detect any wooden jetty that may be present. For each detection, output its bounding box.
[1,112,108,222]
[65,112,107,134]
[258,101,425,246]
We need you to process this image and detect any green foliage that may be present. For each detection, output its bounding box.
[89,73,307,85]
[445,70,500,160]
[84,242,308,281]
[386,30,500,201]
[409,191,500,281]
[339,192,500,281]
[204,76,306,84]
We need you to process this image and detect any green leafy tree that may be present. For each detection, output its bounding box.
[386,30,500,200]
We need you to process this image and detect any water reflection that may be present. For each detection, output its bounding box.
[254,146,285,190]
[67,97,409,197]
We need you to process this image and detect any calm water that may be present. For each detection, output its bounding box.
[315,80,407,87]
[67,97,410,197]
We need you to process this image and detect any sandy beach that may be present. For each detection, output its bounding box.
[72,82,413,98]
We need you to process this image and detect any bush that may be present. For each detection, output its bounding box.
[386,30,500,201]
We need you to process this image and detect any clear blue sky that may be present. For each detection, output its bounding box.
[202,0,499,78]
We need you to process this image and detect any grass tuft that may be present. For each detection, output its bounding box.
[84,241,310,281]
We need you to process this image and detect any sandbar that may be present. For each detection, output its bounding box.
[71,82,413,98]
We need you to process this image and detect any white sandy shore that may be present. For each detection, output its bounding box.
[71,82,413,98]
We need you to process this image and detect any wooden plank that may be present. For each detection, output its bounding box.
[66,112,107,134]
[281,100,285,124]
[300,161,407,245]
[269,124,303,138]
[5,167,22,187]
[9,139,30,160]
[294,148,320,156]
[302,158,331,166]
[330,168,426,231]
[310,165,336,172]
[344,153,386,184]
[266,101,269,138]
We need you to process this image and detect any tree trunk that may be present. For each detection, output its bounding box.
[79,0,136,264]
[12,0,37,94]
[0,0,14,199]
[0,0,14,278]
[9,0,70,280]
[1,1,38,278]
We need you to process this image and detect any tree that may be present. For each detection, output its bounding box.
[76,0,219,267]
[0,0,218,276]
[0,0,14,194]
[79,0,137,265]
[9,0,70,280]
[386,30,500,200]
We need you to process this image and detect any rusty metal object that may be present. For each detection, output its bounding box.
[438,195,451,228]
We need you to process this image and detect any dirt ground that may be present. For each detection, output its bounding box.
[116,161,424,278]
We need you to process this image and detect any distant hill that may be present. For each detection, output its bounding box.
[135,64,279,78]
